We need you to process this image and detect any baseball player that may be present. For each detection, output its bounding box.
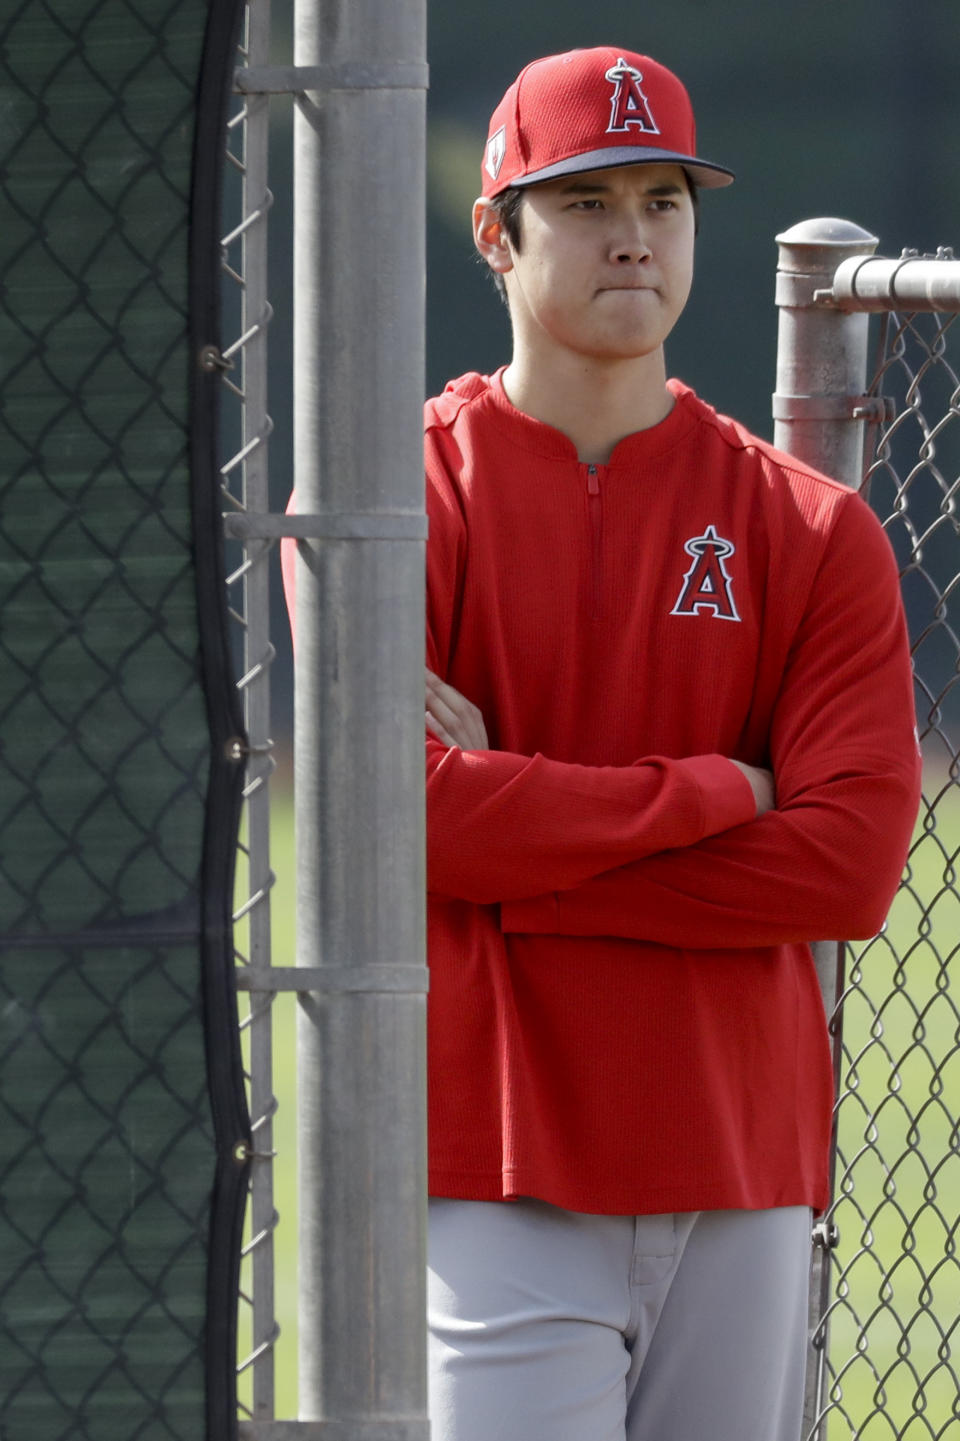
[423,45,921,1441]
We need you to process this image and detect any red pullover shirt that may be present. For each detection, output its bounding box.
[424,369,920,1216]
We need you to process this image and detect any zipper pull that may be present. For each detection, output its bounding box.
[586,464,600,495]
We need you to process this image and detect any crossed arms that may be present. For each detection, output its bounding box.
[425,506,921,951]
[427,667,777,816]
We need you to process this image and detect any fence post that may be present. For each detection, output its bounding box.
[773,217,879,484]
[772,217,879,1441]
[291,0,428,1436]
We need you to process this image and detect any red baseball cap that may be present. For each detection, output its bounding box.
[481,47,734,198]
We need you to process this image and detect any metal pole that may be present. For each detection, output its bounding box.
[773,213,881,1059]
[772,217,879,1441]
[292,0,428,1436]
[830,248,960,312]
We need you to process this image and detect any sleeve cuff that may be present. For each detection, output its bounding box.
[676,754,758,835]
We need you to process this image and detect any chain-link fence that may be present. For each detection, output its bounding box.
[0,1,248,1436]
[219,1,286,1425]
[784,243,960,1441]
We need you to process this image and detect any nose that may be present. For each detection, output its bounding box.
[610,225,652,265]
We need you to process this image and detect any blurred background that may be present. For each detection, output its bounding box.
[258,0,957,726]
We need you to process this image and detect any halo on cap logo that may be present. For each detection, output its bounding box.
[485,126,506,181]
[604,57,660,136]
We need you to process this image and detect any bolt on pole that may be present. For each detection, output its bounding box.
[291,0,428,1435]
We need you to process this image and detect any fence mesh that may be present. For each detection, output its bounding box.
[813,304,960,1441]
[0,1,246,1436]
[0,0,211,941]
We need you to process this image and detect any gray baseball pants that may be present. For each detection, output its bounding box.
[428,1198,812,1441]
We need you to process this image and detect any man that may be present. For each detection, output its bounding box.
[422,45,921,1441]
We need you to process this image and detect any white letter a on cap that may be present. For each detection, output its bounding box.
[605,58,660,135]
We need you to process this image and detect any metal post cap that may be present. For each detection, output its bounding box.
[776,218,879,249]
[776,218,880,299]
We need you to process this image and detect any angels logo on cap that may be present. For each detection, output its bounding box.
[604,57,659,136]
[480,45,734,198]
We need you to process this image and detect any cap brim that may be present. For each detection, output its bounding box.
[512,146,735,190]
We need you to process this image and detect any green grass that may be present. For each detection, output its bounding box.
[820,786,960,1440]
[242,775,960,1437]
[235,793,300,1420]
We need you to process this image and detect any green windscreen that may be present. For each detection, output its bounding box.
[0,2,247,1437]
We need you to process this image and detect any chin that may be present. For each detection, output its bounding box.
[582,337,665,362]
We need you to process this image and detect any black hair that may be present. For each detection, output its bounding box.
[485,187,525,303]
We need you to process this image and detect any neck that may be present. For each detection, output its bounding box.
[502,347,674,463]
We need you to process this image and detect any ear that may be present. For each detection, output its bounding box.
[472,198,514,275]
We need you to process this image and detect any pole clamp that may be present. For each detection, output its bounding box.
[771,394,895,424]
[235,63,430,95]
[238,1419,430,1439]
[775,272,829,308]
[235,965,430,995]
[222,512,428,542]
[812,1219,840,1250]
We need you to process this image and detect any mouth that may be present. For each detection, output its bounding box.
[597,283,658,294]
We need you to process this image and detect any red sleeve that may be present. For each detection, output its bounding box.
[425,445,756,904]
[500,494,921,946]
[427,743,757,904]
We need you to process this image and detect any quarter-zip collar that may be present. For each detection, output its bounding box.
[473,365,700,464]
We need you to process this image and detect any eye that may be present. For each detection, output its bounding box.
[569,198,604,211]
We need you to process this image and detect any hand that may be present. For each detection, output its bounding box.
[729,760,776,816]
[426,668,489,750]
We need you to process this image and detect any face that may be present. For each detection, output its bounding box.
[475,163,696,366]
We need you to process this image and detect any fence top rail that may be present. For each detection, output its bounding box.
[827,248,960,314]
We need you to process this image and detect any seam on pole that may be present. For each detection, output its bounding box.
[222,512,429,541]
[774,271,827,308]
[235,965,430,994]
[235,63,430,94]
